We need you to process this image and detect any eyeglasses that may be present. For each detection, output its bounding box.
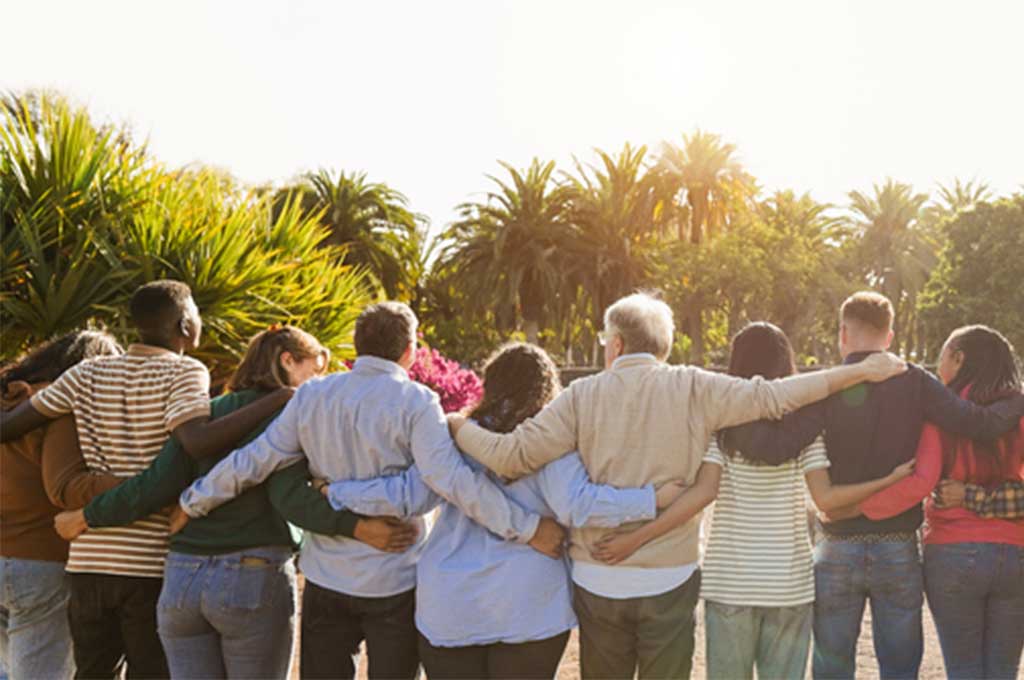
[597,330,613,347]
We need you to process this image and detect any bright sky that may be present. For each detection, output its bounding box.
[4,0,1022,232]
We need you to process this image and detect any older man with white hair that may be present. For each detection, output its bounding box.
[449,292,906,680]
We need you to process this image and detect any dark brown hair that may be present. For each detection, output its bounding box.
[469,343,562,433]
[227,326,328,392]
[354,302,417,362]
[717,322,796,457]
[1,330,123,393]
[840,291,894,333]
[941,325,1023,477]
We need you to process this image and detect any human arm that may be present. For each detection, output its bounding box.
[450,387,579,480]
[700,352,907,432]
[533,454,658,528]
[409,394,542,546]
[2,372,84,442]
[721,401,827,466]
[806,461,915,513]
[177,393,306,519]
[591,461,722,565]
[0,400,51,442]
[171,389,293,460]
[41,415,122,509]
[937,479,1024,519]
[921,374,1024,442]
[324,465,442,519]
[265,459,363,535]
[858,424,943,520]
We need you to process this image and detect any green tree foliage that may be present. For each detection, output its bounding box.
[919,194,1024,359]
[274,169,425,301]
[1,93,370,383]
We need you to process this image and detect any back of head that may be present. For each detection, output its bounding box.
[946,325,1022,405]
[727,322,797,381]
[840,291,894,348]
[1,330,123,394]
[130,280,194,346]
[718,322,795,456]
[604,292,675,360]
[228,325,329,393]
[354,302,418,362]
[470,342,561,433]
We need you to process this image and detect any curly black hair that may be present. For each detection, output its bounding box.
[469,343,562,433]
[1,330,123,393]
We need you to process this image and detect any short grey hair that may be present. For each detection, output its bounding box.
[603,293,675,360]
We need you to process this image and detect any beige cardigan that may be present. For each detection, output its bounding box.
[455,354,831,569]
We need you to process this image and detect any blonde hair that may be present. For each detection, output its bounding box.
[227,326,328,392]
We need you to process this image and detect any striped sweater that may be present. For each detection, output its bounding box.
[31,344,210,577]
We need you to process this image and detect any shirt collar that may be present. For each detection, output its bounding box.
[611,353,660,370]
[842,350,881,365]
[127,343,179,358]
[352,355,409,378]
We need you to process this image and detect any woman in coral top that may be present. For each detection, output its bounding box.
[860,325,1024,680]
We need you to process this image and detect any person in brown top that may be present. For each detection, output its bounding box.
[0,330,123,680]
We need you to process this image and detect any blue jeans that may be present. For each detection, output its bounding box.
[0,557,75,680]
[156,547,296,680]
[705,601,812,680]
[924,542,1024,680]
[812,538,923,679]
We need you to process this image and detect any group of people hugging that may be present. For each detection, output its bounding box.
[1,280,1022,680]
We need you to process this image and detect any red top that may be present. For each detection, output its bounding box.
[860,388,1024,546]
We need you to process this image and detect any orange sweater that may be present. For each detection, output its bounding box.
[0,383,121,562]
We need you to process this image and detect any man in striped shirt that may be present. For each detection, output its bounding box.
[1,280,292,679]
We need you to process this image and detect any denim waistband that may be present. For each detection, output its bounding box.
[165,546,293,568]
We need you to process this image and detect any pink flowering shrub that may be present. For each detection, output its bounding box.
[408,346,483,413]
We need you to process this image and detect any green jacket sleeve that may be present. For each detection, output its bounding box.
[84,438,195,527]
[265,459,360,538]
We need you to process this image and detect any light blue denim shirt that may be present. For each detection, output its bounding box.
[327,450,656,646]
[178,356,542,597]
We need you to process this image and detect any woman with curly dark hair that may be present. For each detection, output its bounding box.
[323,342,682,679]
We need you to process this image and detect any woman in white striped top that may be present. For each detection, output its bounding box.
[592,322,913,679]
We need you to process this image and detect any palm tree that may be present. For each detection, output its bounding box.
[848,179,934,353]
[657,130,756,244]
[935,177,992,214]
[438,159,576,345]
[566,144,670,359]
[277,169,424,299]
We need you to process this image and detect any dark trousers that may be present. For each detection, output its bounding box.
[67,573,168,679]
[300,580,418,680]
[417,630,570,679]
[573,570,701,680]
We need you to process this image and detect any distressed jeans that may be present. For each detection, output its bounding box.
[0,557,75,680]
[924,542,1024,680]
[812,538,923,680]
[157,547,296,679]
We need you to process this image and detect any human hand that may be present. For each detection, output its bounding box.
[888,459,915,482]
[272,386,298,407]
[54,509,89,541]
[527,517,565,560]
[655,481,687,510]
[312,478,330,497]
[353,517,419,553]
[591,530,645,565]
[446,413,467,436]
[935,479,966,508]
[168,505,190,535]
[861,352,908,382]
[817,504,862,523]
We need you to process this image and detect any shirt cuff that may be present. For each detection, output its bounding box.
[166,405,213,433]
[963,483,986,513]
[29,392,62,418]
[515,512,542,545]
